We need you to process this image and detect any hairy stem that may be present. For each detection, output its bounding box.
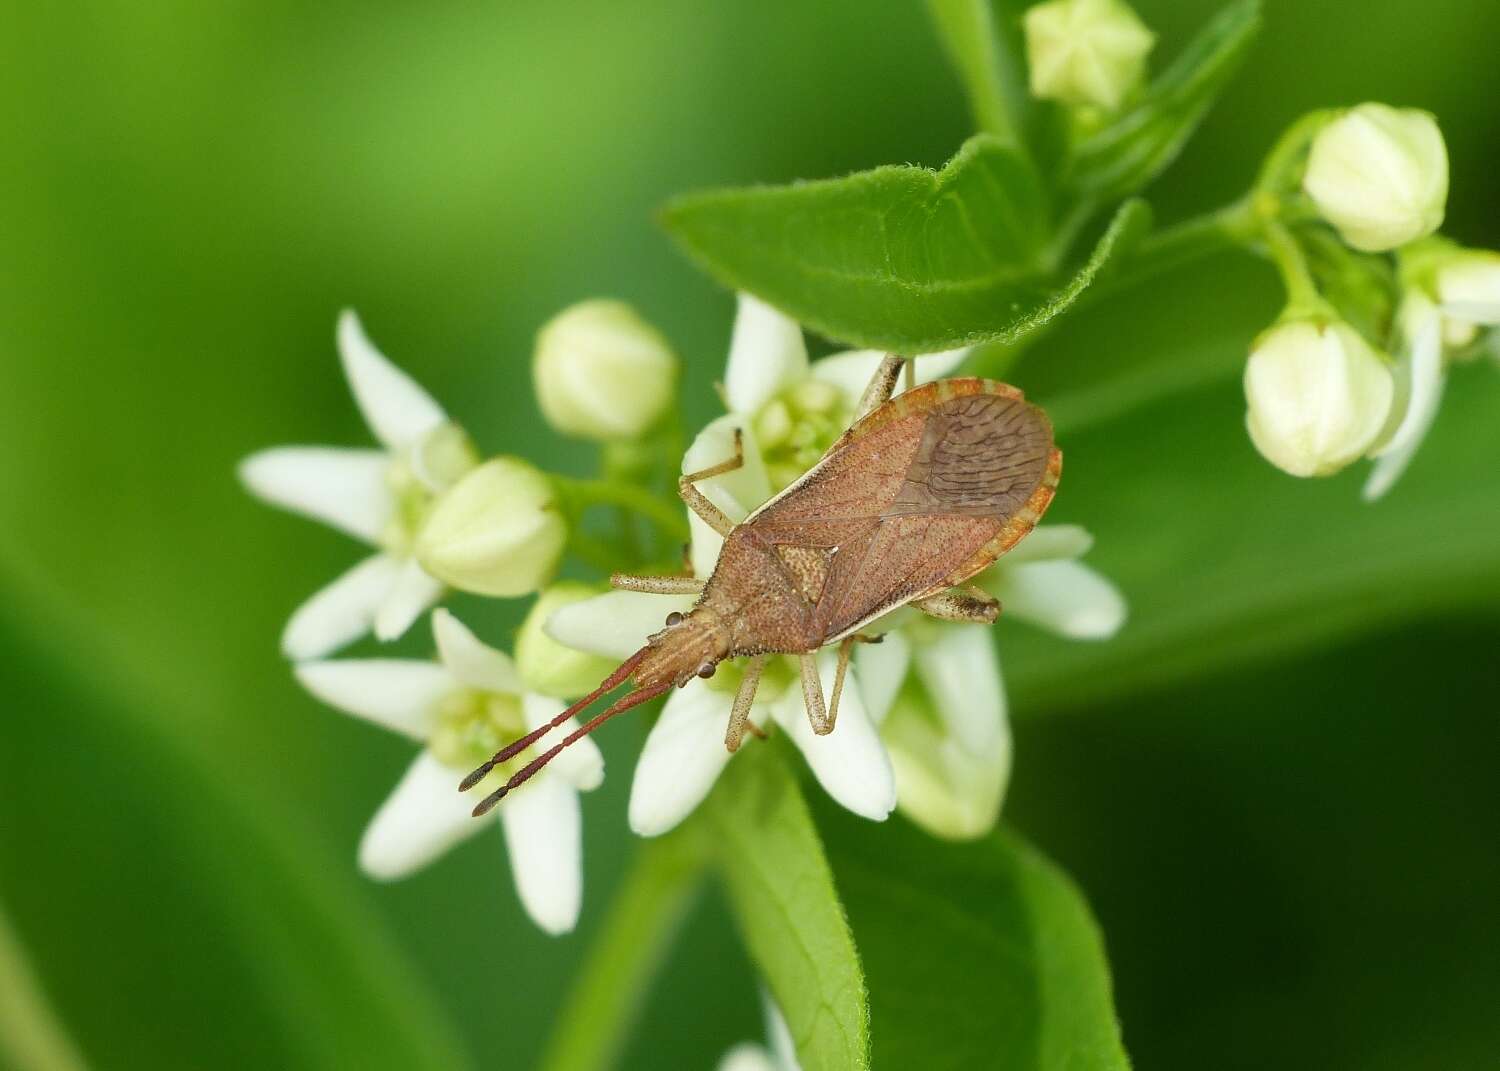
[0,898,88,1071]
[924,0,1026,151]
[537,835,706,1071]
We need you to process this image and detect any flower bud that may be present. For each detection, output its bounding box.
[516,582,617,699]
[1243,320,1394,478]
[1023,0,1155,112]
[533,299,678,441]
[1302,103,1447,253]
[1434,249,1500,348]
[415,457,565,596]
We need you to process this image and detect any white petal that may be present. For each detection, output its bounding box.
[776,658,896,822]
[281,552,404,659]
[717,1045,780,1071]
[724,293,808,415]
[1364,314,1446,501]
[545,589,695,661]
[628,680,735,836]
[1441,299,1500,326]
[912,624,1007,754]
[521,691,605,792]
[373,558,444,642]
[359,751,486,880]
[294,658,453,739]
[499,772,583,936]
[239,447,392,544]
[853,628,911,725]
[991,559,1126,639]
[431,609,524,694]
[809,346,970,406]
[338,310,448,450]
[997,523,1094,565]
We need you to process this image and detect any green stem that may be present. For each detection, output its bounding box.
[0,897,88,1071]
[1084,197,1258,302]
[1262,218,1334,319]
[536,836,706,1071]
[555,476,689,543]
[924,0,1025,150]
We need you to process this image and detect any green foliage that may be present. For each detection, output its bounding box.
[663,138,1151,351]
[1062,0,1263,205]
[817,803,1129,1071]
[0,596,468,1071]
[705,746,871,1071]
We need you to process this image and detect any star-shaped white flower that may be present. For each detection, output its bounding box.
[240,311,477,658]
[294,610,603,935]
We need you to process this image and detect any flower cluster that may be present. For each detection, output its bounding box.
[1234,102,1499,497]
[240,293,1125,932]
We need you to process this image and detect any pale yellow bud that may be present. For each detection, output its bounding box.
[1023,0,1154,111]
[1244,320,1394,477]
[516,582,617,699]
[1303,103,1447,253]
[415,457,566,596]
[533,299,678,441]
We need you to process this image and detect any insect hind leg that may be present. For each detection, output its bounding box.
[914,584,1000,624]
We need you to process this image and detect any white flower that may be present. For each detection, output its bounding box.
[1303,103,1448,253]
[414,456,566,597]
[1243,319,1395,478]
[293,610,603,935]
[1362,295,1447,501]
[857,524,1126,840]
[1023,0,1155,112]
[533,299,679,441]
[718,995,801,1071]
[240,311,478,658]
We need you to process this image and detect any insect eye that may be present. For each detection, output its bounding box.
[697,662,716,679]
[665,611,684,627]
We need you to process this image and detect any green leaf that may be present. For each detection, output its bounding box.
[1063,0,1262,204]
[663,136,1151,352]
[815,802,1129,1071]
[703,747,870,1071]
[0,592,469,1071]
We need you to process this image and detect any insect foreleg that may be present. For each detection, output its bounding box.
[853,354,908,420]
[725,653,767,752]
[610,573,705,595]
[678,428,744,537]
[799,651,831,734]
[913,584,1001,624]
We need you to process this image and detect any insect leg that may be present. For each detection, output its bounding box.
[610,573,705,595]
[678,428,744,537]
[903,356,916,393]
[913,584,1001,624]
[725,653,767,752]
[853,354,907,420]
[799,651,832,735]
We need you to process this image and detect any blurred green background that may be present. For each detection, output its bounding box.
[1,2,1496,1068]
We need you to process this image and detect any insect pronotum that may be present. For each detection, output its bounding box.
[461,353,1061,815]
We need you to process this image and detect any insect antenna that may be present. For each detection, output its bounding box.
[470,678,670,817]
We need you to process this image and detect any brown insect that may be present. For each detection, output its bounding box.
[461,354,1060,815]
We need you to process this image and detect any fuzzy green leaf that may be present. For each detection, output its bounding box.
[816,802,1129,1071]
[1064,0,1262,204]
[704,747,870,1071]
[663,136,1150,352]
